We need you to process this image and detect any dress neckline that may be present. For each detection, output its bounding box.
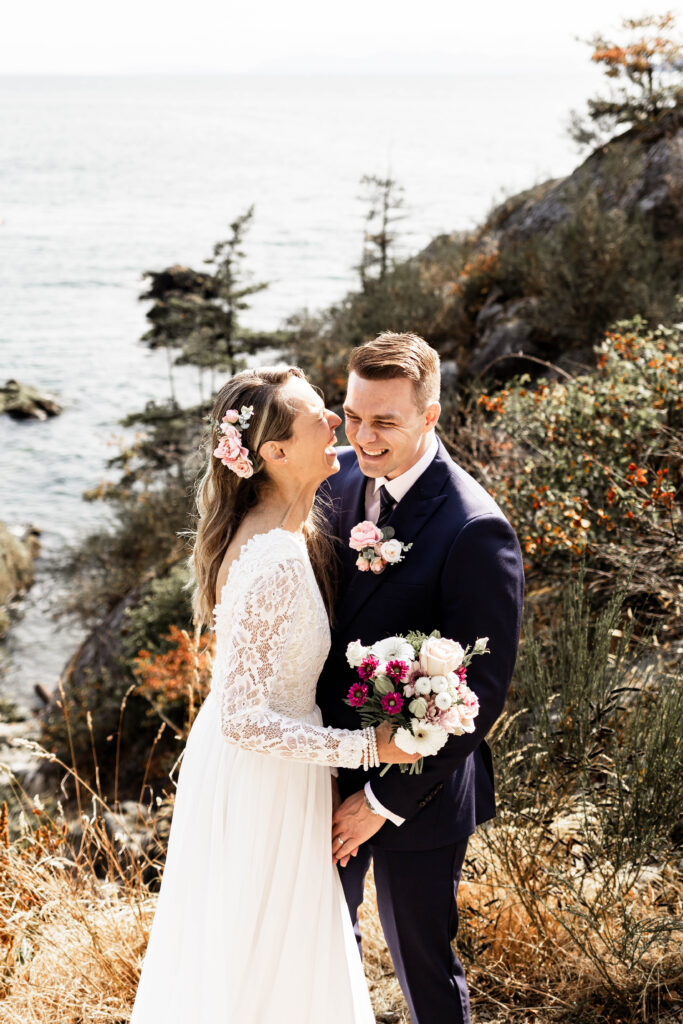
[213,526,306,615]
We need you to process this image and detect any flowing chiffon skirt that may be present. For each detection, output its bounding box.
[129,688,375,1023]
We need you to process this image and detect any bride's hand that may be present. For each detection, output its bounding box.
[375,721,420,764]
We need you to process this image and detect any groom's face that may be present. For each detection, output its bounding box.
[343,371,439,480]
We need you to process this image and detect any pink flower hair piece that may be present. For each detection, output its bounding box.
[213,405,255,478]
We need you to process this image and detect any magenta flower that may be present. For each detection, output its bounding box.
[381,691,404,715]
[457,665,467,681]
[385,659,410,683]
[358,655,380,681]
[347,683,369,707]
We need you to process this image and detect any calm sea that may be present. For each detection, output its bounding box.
[0,72,599,703]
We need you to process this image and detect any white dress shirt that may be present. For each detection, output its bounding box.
[363,434,439,826]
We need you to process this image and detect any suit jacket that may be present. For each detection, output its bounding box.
[316,438,524,851]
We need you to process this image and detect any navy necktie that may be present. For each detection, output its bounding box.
[376,484,396,528]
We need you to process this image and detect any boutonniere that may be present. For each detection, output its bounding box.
[349,520,413,575]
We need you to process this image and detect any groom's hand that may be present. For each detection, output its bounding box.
[332,791,386,865]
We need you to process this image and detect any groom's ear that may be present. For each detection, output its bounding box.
[424,401,441,431]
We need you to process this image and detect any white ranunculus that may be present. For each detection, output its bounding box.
[414,676,432,696]
[408,697,428,719]
[371,636,416,666]
[419,636,465,676]
[373,674,395,696]
[394,721,448,758]
[380,538,404,563]
[473,636,489,655]
[429,675,449,693]
[435,691,453,710]
[346,640,368,669]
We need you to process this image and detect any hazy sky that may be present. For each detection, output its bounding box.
[2,1,652,75]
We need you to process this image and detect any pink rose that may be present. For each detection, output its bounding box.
[223,410,239,424]
[419,636,465,676]
[370,558,386,574]
[356,556,370,571]
[220,422,242,444]
[349,520,383,552]
[213,439,232,462]
[215,432,242,462]
[231,458,254,478]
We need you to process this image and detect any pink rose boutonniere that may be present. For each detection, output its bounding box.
[349,520,412,574]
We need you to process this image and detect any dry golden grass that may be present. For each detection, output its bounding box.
[0,754,681,1024]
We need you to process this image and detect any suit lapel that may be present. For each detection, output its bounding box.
[337,462,368,575]
[337,441,451,631]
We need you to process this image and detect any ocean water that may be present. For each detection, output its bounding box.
[0,72,599,703]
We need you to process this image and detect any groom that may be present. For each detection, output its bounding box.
[316,332,524,1024]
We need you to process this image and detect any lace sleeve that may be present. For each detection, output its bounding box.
[218,557,367,768]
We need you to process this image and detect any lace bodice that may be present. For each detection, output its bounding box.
[211,528,366,768]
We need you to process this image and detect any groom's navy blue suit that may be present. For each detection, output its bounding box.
[316,438,524,1024]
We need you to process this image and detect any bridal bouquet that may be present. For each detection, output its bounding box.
[344,631,489,774]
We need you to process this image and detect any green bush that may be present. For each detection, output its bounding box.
[120,562,193,663]
[473,313,682,614]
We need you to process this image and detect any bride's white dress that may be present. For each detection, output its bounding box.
[129,527,375,1024]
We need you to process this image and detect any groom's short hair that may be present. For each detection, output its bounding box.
[348,332,440,412]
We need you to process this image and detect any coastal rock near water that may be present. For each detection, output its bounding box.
[0,522,39,638]
[0,379,63,420]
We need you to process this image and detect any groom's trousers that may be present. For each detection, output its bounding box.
[339,837,470,1024]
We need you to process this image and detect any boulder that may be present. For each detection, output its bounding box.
[0,522,39,637]
[469,297,539,377]
[0,379,62,420]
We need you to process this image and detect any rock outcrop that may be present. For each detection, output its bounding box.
[0,522,39,637]
[0,379,62,420]
[431,104,683,379]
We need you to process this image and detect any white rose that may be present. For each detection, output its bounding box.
[473,636,489,655]
[435,691,453,710]
[408,697,428,719]
[429,675,449,693]
[419,636,465,676]
[394,721,449,758]
[346,640,368,669]
[380,538,404,563]
[414,676,432,696]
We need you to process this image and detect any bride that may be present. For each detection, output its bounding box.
[129,366,417,1024]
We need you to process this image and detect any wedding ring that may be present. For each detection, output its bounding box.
[337,837,344,846]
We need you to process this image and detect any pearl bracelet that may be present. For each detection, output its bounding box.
[362,727,379,770]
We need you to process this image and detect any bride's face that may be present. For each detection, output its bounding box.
[270,376,341,486]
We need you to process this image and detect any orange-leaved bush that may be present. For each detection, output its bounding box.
[133,626,215,715]
[474,313,682,608]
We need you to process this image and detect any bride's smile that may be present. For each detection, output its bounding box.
[261,375,342,490]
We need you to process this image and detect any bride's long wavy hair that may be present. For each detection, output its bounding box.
[190,366,337,628]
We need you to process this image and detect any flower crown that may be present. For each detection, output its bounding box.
[213,405,255,478]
